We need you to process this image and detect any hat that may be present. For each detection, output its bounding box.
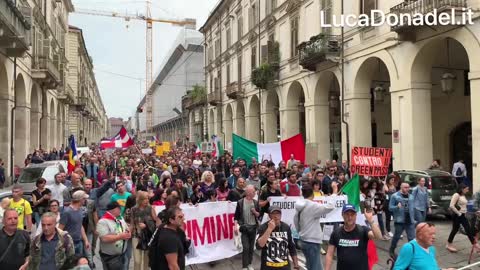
[71,190,89,201]
[342,204,357,214]
[268,205,282,214]
[106,201,121,211]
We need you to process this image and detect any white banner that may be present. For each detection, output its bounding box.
[155,202,239,265]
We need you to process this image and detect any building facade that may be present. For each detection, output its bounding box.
[108,117,125,137]
[0,0,107,181]
[66,26,108,146]
[200,0,480,189]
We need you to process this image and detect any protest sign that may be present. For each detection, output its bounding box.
[141,148,152,154]
[162,141,171,152]
[350,146,392,176]
[155,145,163,156]
[155,202,239,265]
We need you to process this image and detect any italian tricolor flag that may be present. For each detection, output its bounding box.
[232,133,305,165]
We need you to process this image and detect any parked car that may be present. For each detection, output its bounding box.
[15,161,67,194]
[396,169,458,216]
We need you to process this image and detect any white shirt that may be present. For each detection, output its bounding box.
[452,162,467,177]
[47,183,67,207]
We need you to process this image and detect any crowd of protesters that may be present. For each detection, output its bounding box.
[0,141,472,270]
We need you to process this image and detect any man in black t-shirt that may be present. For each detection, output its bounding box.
[256,206,299,270]
[325,204,383,270]
[0,209,30,270]
[152,207,186,270]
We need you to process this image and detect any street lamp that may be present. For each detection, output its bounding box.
[373,85,385,102]
[329,95,339,109]
[440,72,456,94]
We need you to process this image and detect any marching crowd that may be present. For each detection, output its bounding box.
[0,143,476,270]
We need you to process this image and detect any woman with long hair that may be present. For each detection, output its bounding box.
[32,178,51,226]
[384,175,397,237]
[190,182,206,205]
[412,177,430,226]
[372,180,389,240]
[151,188,167,206]
[200,170,216,195]
[131,191,158,270]
[216,178,230,201]
[446,183,479,252]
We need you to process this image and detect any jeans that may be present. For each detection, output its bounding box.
[414,209,427,227]
[33,212,41,226]
[448,213,475,244]
[390,222,415,253]
[377,212,385,235]
[385,206,393,233]
[85,232,94,267]
[123,238,132,270]
[74,240,84,256]
[301,240,322,270]
[240,227,257,268]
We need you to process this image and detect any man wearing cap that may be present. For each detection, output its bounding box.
[96,201,131,270]
[59,190,90,256]
[256,205,299,270]
[325,204,383,270]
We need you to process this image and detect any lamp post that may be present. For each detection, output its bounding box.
[440,72,456,94]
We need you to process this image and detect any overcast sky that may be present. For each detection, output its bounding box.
[70,0,219,119]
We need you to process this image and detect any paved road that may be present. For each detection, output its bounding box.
[93,217,478,270]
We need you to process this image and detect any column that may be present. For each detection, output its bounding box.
[305,102,330,164]
[245,113,260,142]
[345,94,372,148]
[49,116,56,149]
[30,110,41,152]
[262,109,278,143]
[280,106,299,139]
[0,98,13,182]
[223,118,233,150]
[391,83,433,170]
[14,106,30,167]
[57,118,63,148]
[40,114,50,150]
[470,72,480,192]
[233,116,245,137]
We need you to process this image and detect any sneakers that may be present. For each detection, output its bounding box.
[388,232,393,237]
[321,247,327,255]
[248,265,255,270]
[446,243,458,253]
[382,234,391,241]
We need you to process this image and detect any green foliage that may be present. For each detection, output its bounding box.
[188,84,206,103]
[252,63,275,90]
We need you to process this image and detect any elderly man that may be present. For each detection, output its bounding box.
[393,223,455,270]
[325,204,383,270]
[28,212,75,270]
[0,209,30,270]
[227,177,246,202]
[234,185,260,270]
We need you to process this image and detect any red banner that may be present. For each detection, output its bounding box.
[350,146,392,177]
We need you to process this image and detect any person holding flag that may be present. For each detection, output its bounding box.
[67,135,77,174]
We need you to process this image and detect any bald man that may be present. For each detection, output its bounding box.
[393,223,455,270]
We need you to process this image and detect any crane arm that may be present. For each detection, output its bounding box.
[74,8,196,27]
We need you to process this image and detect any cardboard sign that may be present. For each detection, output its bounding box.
[350,146,392,176]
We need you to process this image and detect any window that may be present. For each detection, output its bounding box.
[226,62,231,85]
[321,0,332,34]
[266,0,277,15]
[237,15,243,40]
[208,46,213,63]
[226,24,232,48]
[210,75,213,93]
[238,54,242,84]
[249,2,257,30]
[251,45,257,70]
[217,70,222,92]
[361,0,377,15]
[290,16,299,58]
[214,38,220,57]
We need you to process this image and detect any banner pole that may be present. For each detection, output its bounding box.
[458,260,480,270]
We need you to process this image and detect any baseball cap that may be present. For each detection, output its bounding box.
[268,205,282,214]
[106,201,121,211]
[71,190,89,201]
[342,204,357,214]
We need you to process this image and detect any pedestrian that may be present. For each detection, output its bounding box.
[28,212,75,270]
[325,204,383,270]
[446,183,479,252]
[173,178,189,203]
[393,222,455,270]
[281,171,301,196]
[372,180,389,240]
[131,191,157,270]
[86,157,99,185]
[256,205,300,270]
[389,182,416,258]
[234,185,260,270]
[59,190,91,256]
[216,178,230,201]
[81,179,99,268]
[31,178,51,226]
[0,209,30,270]
[150,207,186,270]
[294,184,335,270]
[227,177,246,202]
[384,175,397,238]
[34,199,61,236]
[246,168,261,191]
[452,159,467,185]
[259,179,282,217]
[96,201,131,270]
[228,166,241,189]
[0,159,5,189]
[412,177,430,226]
[111,181,132,218]
[0,197,10,225]
[9,185,33,231]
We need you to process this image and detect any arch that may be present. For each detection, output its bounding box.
[15,74,27,107]
[49,98,56,149]
[284,81,306,140]
[264,89,280,142]
[353,57,391,96]
[235,100,245,137]
[286,81,306,108]
[14,74,29,166]
[29,85,41,151]
[57,102,64,147]
[314,71,340,104]
[247,95,260,141]
[0,61,9,98]
[224,103,233,149]
[208,109,215,138]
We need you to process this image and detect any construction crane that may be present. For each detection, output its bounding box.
[74,1,196,135]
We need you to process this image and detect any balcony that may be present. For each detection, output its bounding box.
[182,95,192,110]
[74,96,88,112]
[298,34,340,71]
[57,84,75,104]
[207,89,221,106]
[0,0,32,57]
[391,0,468,32]
[226,82,243,99]
[32,56,61,89]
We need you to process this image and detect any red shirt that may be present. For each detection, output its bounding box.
[281,182,301,196]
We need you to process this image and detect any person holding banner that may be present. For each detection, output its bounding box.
[234,185,261,270]
[256,205,300,270]
[325,204,383,270]
[294,184,336,270]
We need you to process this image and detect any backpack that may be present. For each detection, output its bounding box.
[455,166,463,177]
[148,225,162,269]
[285,183,301,193]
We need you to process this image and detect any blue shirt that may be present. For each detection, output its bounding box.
[393,240,440,270]
[39,233,59,270]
